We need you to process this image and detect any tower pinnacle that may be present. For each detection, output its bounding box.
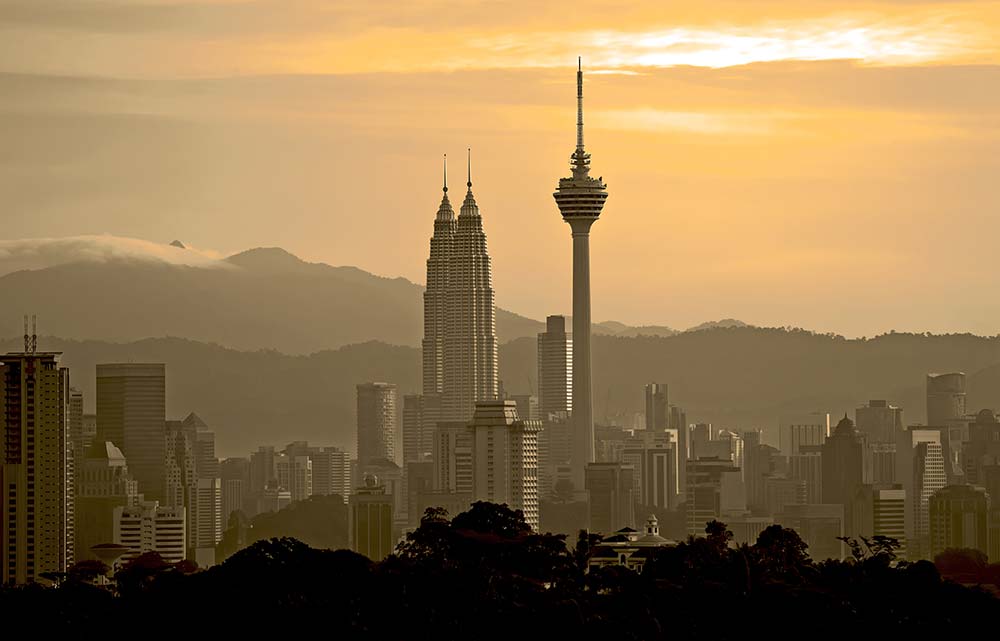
[443,153,448,193]
[467,147,472,190]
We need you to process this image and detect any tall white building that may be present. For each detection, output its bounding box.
[538,315,572,419]
[896,428,947,559]
[0,351,74,584]
[114,501,186,564]
[442,152,499,422]
[469,400,541,530]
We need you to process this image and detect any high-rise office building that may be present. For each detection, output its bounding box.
[929,484,990,559]
[585,462,635,534]
[349,475,394,561]
[855,400,903,444]
[432,421,474,496]
[822,416,865,532]
[276,444,313,503]
[357,382,397,467]
[114,501,186,564]
[310,446,351,502]
[779,413,830,456]
[441,152,498,422]
[68,387,91,464]
[165,416,221,565]
[220,457,250,524]
[645,383,669,431]
[538,415,573,500]
[870,442,897,485]
[0,351,74,584]
[553,61,608,493]
[963,409,1000,485]
[851,484,906,557]
[249,446,277,496]
[640,444,679,510]
[402,393,440,464]
[686,457,742,537]
[926,373,966,427]
[780,413,829,504]
[96,363,167,502]
[469,400,541,530]
[896,430,947,559]
[538,315,572,420]
[423,156,456,397]
[75,441,139,561]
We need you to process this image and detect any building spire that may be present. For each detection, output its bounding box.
[436,153,455,221]
[571,57,591,179]
[466,147,472,190]
[577,56,584,153]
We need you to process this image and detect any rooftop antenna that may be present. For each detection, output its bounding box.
[23,315,29,354]
[30,315,37,354]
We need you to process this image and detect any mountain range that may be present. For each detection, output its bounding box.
[0,241,734,353]
[5,238,999,459]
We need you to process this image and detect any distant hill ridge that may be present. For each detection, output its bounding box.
[15,328,1000,457]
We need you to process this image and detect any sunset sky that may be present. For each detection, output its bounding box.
[3,0,1000,337]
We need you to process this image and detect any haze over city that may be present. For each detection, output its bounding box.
[3,0,1000,633]
[6,0,1000,335]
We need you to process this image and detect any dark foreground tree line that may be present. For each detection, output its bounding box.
[4,502,999,636]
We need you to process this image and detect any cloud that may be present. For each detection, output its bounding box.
[0,235,226,276]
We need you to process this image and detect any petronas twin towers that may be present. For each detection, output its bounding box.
[422,151,498,422]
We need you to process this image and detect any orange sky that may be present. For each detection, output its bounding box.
[3,0,1000,336]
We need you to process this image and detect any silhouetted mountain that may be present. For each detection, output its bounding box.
[17,328,1000,457]
[685,318,748,333]
[0,247,542,353]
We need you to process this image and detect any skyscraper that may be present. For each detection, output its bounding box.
[442,152,498,422]
[585,462,636,534]
[423,155,456,397]
[402,393,440,464]
[554,60,608,492]
[929,484,990,558]
[220,456,250,524]
[926,372,966,427]
[165,415,221,565]
[349,475,394,561]
[0,350,74,584]
[469,400,542,530]
[822,416,865,532]
[645,383,669,431]
[96,363,167,502]
[357,382,397,467]
[855,400,903,444]
[538,315,572,419]
[75,441,139,561]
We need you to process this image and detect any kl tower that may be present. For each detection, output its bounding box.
[553,58,608,494]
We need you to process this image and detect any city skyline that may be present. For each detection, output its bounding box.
[6,1,1000,336]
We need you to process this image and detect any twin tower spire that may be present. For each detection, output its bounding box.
[436,149,476,221]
